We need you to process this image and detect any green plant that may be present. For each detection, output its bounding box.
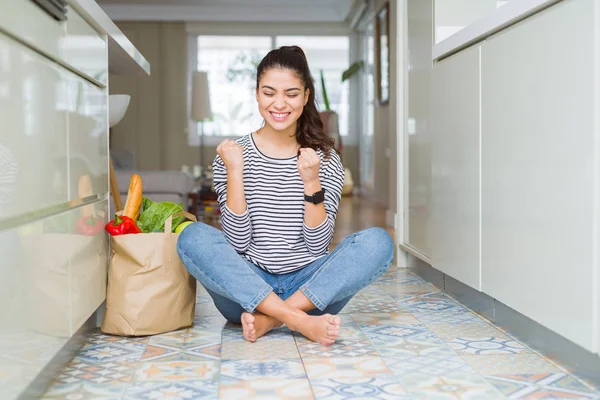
[319,60,365,111]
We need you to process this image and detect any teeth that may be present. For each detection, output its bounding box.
[272,112,289,118]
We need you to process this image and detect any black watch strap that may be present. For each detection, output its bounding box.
[304,189,326,204]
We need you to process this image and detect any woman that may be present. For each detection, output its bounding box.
[177,46,394,346]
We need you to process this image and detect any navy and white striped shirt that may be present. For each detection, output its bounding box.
[213,133,345,274]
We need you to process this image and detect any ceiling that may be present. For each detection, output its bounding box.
[97,0,358,23]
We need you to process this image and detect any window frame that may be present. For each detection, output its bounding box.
[186,23,359,147]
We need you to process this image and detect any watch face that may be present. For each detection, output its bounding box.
[314,190,325,204]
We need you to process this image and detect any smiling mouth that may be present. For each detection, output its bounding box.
[270,112,291,121]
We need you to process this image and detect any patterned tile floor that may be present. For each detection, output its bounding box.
[43,266,600,400]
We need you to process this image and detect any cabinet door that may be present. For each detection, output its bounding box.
[65,73,108,200]
[0,199,107,398]
[0,33,68,218]
[0,0,108,84]
[481,0,596,351]
[431,44,481,290]
[407,0,434,256]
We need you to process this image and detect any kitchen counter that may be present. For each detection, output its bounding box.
[70,0,150,75]
[432,0,560,60]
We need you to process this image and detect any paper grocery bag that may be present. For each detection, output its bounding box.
[101,212,197,336]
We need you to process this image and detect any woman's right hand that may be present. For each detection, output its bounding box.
[217,139,244,173]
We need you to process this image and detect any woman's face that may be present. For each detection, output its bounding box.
[256,68,309,133]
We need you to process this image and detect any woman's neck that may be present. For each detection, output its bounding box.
[253,123,299,158]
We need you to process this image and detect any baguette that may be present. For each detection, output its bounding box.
[123,173,143,221]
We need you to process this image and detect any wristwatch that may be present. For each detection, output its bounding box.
[304,189,326,204]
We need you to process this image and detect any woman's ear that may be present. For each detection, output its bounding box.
[256,88,259,102]
[304,88,310,106]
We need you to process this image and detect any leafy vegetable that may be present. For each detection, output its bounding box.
[137,201,184,233]
[141,197,154,214]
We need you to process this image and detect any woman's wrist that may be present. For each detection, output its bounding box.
[303,179,322,194]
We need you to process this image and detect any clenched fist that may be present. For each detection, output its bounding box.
[217,139,244,173]
[297,148,320,184]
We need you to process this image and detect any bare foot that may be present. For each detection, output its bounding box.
[290,314,342,346]
[241,312,282,342]
[252,313,283,340]
[241,312,256,342]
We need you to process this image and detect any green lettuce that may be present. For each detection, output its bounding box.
[137,200,184,233]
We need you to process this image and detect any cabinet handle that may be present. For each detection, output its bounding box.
[31,0,68,21]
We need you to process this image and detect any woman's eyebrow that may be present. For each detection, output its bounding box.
[260,85,301,92]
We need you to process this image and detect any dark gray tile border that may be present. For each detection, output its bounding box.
[495,300,600,388]
[411,261,600,390]
[407,254,444,291]
[444,274,495,322]
[18,311,98,400]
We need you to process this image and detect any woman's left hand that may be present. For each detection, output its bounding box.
[297,148,320,184]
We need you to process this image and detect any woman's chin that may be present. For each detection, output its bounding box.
[266,119,296,132]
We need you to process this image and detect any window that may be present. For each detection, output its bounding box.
[189,34,350,145]
[275,36,350,138]
[195,36,272,139]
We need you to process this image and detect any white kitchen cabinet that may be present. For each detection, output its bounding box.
[0,33,69,218]
[481,0,598,352]
[431,44,481,290]
[407,0,433,257]
[0,199,108,397]
[0,0,108,85]
[66,74,109,199]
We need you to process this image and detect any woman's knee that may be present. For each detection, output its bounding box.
[177,222,218,252]
[358,227,395,263]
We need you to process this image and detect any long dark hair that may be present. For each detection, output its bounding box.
[256,45,334,157]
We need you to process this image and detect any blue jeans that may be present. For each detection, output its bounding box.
[176,223,394,324]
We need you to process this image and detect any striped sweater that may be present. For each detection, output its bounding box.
[212,133,345,274]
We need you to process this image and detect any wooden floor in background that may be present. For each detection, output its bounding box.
[330,195,394,248]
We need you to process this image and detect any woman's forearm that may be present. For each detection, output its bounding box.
[226,168,247,214]
[303,179,327,228]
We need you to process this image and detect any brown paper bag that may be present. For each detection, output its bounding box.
[101,212,197,336]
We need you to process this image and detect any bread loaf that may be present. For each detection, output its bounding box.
[123,173,143,221]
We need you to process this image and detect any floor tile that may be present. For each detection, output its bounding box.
[219,378,312,399]
[42,382,129,400]
[399,371,505,400]
[303,357,391,379]
[296,339,381,358]
[379,283,439,295]
[350,312,420,326]
[427,321,505,340]
[486,373,600,399]
[365,327,455,358]
[49,357,138,386]
[149,329,222,350]
[383,354,476,376]
[133,359,220,382]
[343,296,404,314]
[359,323,432,340]
[85,331,150,350]
[311,376,410,399]
[77,343,144,364]
[220,359,306,380]
[124,381,219,400]
[140,342,222,362]
[448,335,531,355]
[461,354,562,375]
[221,338,300,360]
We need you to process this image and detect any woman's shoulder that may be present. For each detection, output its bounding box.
[318,148,344,174]
[235,133,252,148]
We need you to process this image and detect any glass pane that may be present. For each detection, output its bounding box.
[275,36,350,136]
[197,36,272,136]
